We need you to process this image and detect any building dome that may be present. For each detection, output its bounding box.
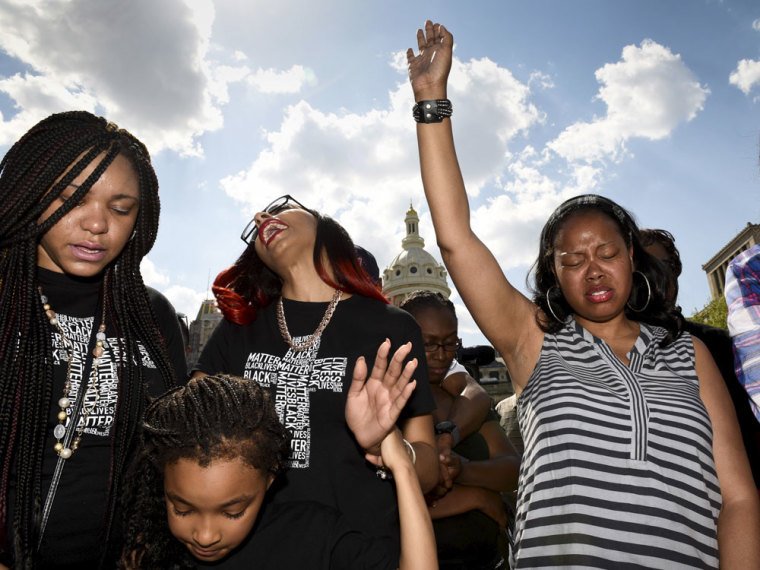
[382,204,450,305]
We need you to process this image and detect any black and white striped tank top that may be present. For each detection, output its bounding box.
[511,319,720,569]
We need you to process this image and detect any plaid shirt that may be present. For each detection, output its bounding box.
[726,243,760,422]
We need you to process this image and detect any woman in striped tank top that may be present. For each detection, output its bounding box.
[406,20,760,569]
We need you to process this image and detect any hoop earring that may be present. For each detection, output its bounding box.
[545,286,563,322]
[129,229,137,241]
[626,270,651,313]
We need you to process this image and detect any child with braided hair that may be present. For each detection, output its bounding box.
[120,348,437,569]
[0,111,187,569]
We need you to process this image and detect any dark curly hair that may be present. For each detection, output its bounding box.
[0,111,178,568]
[640,228,682,304]
[120,374,290,569]
[213,206,389,325]
[530,194,683,345]
[399,290,457,321]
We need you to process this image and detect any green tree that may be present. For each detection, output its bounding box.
[689,296,728,330]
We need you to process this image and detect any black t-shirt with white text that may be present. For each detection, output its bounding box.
[6,267,187,568]
[196,294,434,558]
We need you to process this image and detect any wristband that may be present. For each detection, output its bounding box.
[413,99,453,123]
[435,420,461,447]
[403,439,416,465]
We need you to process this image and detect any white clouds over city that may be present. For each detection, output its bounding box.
[0,2,756,342]
[218,39,710,295]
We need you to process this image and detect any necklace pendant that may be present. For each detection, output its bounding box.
[277,290,342,351]
[39,283,108,462]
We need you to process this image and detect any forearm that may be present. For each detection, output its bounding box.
[427,484,489,519]
[456,455,520,492]
[717,496,760,568]
[412,441,439,493]
[416,119,472,256]
[446,392,490,441]
[401,414,439,493]
[396,462,438,570]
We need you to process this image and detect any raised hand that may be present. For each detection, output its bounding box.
[345,339,418,457]
[406,20,453,101]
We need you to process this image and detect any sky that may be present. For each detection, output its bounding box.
[1,0,759,348]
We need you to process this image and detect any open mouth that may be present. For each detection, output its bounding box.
[586,288,612,303]
[259,218,289,246]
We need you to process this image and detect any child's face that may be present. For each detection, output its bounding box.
[165,456,274,562]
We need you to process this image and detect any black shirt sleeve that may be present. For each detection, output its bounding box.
[194,317,235,375]
[147,287,189,385]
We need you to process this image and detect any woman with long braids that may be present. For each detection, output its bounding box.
[194,195,437,561]
[407,21,760,569]
[0,111,187,568]
[121,369,436,569]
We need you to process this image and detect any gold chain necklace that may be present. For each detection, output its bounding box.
[276,289,342,352]
[40,285,107,459]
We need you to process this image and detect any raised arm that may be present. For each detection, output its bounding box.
[380,428,438,570]
[346,340,439,492]
[407,21,543,390]
[694,337,760,568]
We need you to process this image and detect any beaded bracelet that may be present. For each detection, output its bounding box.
[413,99,453,123]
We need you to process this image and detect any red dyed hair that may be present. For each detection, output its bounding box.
[214,209,388,325]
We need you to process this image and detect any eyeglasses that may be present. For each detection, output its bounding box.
[240,195,307,244]
[423,340,462,353]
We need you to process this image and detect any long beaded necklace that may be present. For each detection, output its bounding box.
[276,289,342,352]
[40,285,107,459]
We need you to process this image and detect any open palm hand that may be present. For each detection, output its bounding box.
[406,20,453,101]
[345,339,418,454]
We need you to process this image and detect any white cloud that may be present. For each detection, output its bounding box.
[0,0,312,156]
[163,285,210,322]
[208,64,251,106]
[729,58,760,95]
[140,257,208,321]
[248,65,316,94]
[0,0,221,155]
[140,258,171,288]
[528,71,555,90]
[219,53,543,266]
[548,39,709,163]
[753,19,760,32]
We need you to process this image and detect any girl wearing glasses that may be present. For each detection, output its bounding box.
[193,195,438,562]
[401,290,519,570]
[0,112,187,569]
[408,20,759,568]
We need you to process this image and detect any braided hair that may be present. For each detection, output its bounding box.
[119,374,290,569]
[0,111,178,568]
[399,290,457,322]
[530,194,683,345]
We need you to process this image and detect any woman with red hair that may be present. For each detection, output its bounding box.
[194,195,437,562]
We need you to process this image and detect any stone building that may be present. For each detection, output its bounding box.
[382,204,450,306]
[188,298,223,368]
[702,223,760,299]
